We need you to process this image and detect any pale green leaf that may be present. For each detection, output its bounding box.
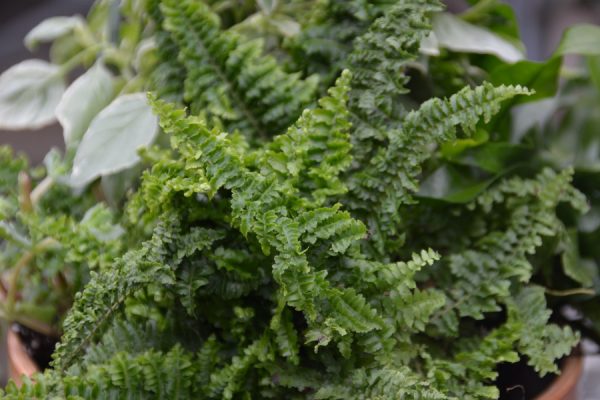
[24,16,85,50]
[56,61,115,148]
[556,24,600,56]
[432,13,524,63]
[270,15,301,37]
[70,93,158,187]
[0,59,65,130]
[420,32,439,56]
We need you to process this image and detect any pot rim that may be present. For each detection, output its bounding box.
[536,353,583,400]
[7,326,40,387]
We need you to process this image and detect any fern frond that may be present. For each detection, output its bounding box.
[348,83,533,255]
[508,286,579,375]
[426,323,520,399]
[315,367,449,400]
[271,308,300,365]
[437,168,585,333]
[348,0,444,146]
[6,346,199,399]
[328,288,386,333]
[259,70,353,205]
[208,336,272,400]
[52,213,221,371]
[289,0,396,87]
[150,96,380,338]
[161,0,318,140]
[80,319,170,368]
[147,0,186,102]
[346,248,440,292]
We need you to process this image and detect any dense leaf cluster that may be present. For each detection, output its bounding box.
[0,0,595,399]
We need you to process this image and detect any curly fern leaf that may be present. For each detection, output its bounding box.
[52,214,222,371]
[349,83,533,254]
[271,308,300,365]
[348,0,444,146]
[508,286,579,375]
[161,0,318,140]
[208,336,272,400]
[289,0,396,87]
[5,346,199,399]
[315,367,450,400]
[435,168,586,334]
[151,96,399,360]
[426,323,520,399]
[259,70,353,205]
[346,248,440,291]
[147,0,186,102]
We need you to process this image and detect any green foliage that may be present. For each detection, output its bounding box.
[0,1,596,399]
[160,0,318,141]
[347,0,443,147]
[348,83,533,255]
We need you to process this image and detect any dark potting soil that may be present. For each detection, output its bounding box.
[12,323,59,370]
[496,358,560,400]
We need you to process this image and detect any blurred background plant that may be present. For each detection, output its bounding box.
[2,0,599,163]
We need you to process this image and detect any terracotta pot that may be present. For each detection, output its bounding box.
[7,327,39,386]
[536,354,583,400]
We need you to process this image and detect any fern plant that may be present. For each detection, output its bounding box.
[0,0,597,399]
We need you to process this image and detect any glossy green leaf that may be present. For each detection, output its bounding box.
[452,142,532,174]
[0,60,65,130]
[417,164,496,203]
[441,129,489,159]
[489,57,562,102]
[70,93,158,187]
[56,61,116,148]
[561,229,596,287]
[460,0,520,41]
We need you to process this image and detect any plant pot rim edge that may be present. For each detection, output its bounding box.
[535,352,583,400]
[6,326,40,387]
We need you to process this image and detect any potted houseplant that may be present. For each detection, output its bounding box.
[0,0,599,398]
[0,147,125,383]
[0,0,160,384]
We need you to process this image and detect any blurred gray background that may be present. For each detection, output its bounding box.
[1,0,600,164]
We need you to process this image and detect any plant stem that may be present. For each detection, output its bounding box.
[18,172,32,214]
[57,44,102,77]
[545,288,596,297]
[5,252,34,318]
[30,176,54,206]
